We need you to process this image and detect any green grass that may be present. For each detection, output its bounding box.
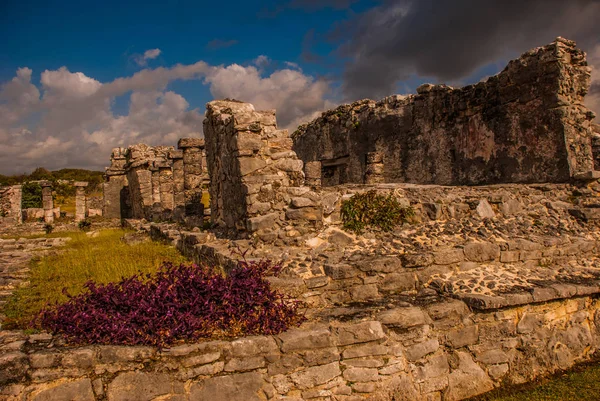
[2,229,188,329]
[471,361,600,400]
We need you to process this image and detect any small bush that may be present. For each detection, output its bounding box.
[21,182,43,209]
[78,219,92,231]
[36,259,306,347]
[44,223,54,234]
[341,190,413,234]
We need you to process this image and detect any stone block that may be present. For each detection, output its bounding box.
[277,327,334,352]
[377,307,431,329]
[107,372,183,401]
[464,242,500,262]
[334,321,386,346]
[31,379,95,401]
[445,351,493,401]
[189,372,264,401]
[289,362,341,389]
[405,339,440,361]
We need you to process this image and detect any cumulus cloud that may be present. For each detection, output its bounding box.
[133,48,162,67]
[0,59,332,174]
[586,44,600,119]
[329,0,600,101]
[204,63,334,129]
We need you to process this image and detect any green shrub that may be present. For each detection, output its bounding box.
[44,223,54,234]
[78,219,92,231]
[341,190,413,234]
[21,182,43,209]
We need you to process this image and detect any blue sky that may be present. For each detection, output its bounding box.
[1,0,599,174]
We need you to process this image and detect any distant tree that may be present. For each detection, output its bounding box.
[22,182,43,209]
[30,167,53,181]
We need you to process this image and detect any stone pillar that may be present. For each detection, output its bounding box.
[365,152,385,184]
[304,161,322,189]
[103,148,128,219]
[41,181,54,223]
[169,150,185,219]
[178,138,205,217]
[74,181,88,222]
[158,163,174,213]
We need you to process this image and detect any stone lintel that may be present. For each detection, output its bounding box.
[74,181,89,187]
[178,137,205,149]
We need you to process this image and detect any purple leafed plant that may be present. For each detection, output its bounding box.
[36,259,306,347]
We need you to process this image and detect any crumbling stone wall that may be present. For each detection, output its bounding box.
[293,37,597,186]
[203,100,319,239]
[103,140,207,223]
[0,185,22,225]
[3,295,600,401]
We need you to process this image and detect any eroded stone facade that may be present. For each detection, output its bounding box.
[293,37,597,186]
[103,140,207,223]
[203,100,316,239]
[0,185,22,226]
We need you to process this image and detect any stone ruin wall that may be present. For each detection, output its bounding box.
[0,185,22,225]
[292,37,598,186]
[203,100,320,239]
[103,139,207,223]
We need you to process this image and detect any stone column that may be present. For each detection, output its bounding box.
[365,152,385,184]
[158,163,174,214]
[178,138,205,217]
[169,150,185,219]
[41,181,54,223]
[304,161,322,189]
[74,181,88,222]
[103,147,128,219]
[12,185,22,224]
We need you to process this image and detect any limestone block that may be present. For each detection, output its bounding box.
[30,379,95,401]
[189,372,264,401]
[107,372,183,401]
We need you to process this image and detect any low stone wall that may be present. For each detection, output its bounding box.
[2,294,600,401]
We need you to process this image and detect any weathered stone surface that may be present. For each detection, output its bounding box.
[464,242,500,262]
[377,307,430,329]
[107,372,182,401]
[445,352,494,401]
[31,379,95,401]
[278,327,334,352]
[334,321,386,345]
[189,372,264,401]
[293,38,595,186]
[289,362,341,389]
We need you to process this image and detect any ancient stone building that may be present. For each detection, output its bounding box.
[0,185,22,225]
[293,37,598,186]
[103,139,207,223]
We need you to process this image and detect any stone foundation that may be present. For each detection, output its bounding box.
[2,294,600,401]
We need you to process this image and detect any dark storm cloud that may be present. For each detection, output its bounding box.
[335,0,600,101]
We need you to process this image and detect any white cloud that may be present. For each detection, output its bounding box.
[253,55,271,69]
[586,44,600,121]
[0,59,332,174]
[134,48,162,67]
[204,64,334,128]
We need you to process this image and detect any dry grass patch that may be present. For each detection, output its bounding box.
[3,229,187,329]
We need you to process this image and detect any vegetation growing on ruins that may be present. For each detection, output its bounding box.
[0,167,104,190]
[341,190,413,234]
[21,181,43,209]
[3,229,187,329]
[36,258,305,346]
